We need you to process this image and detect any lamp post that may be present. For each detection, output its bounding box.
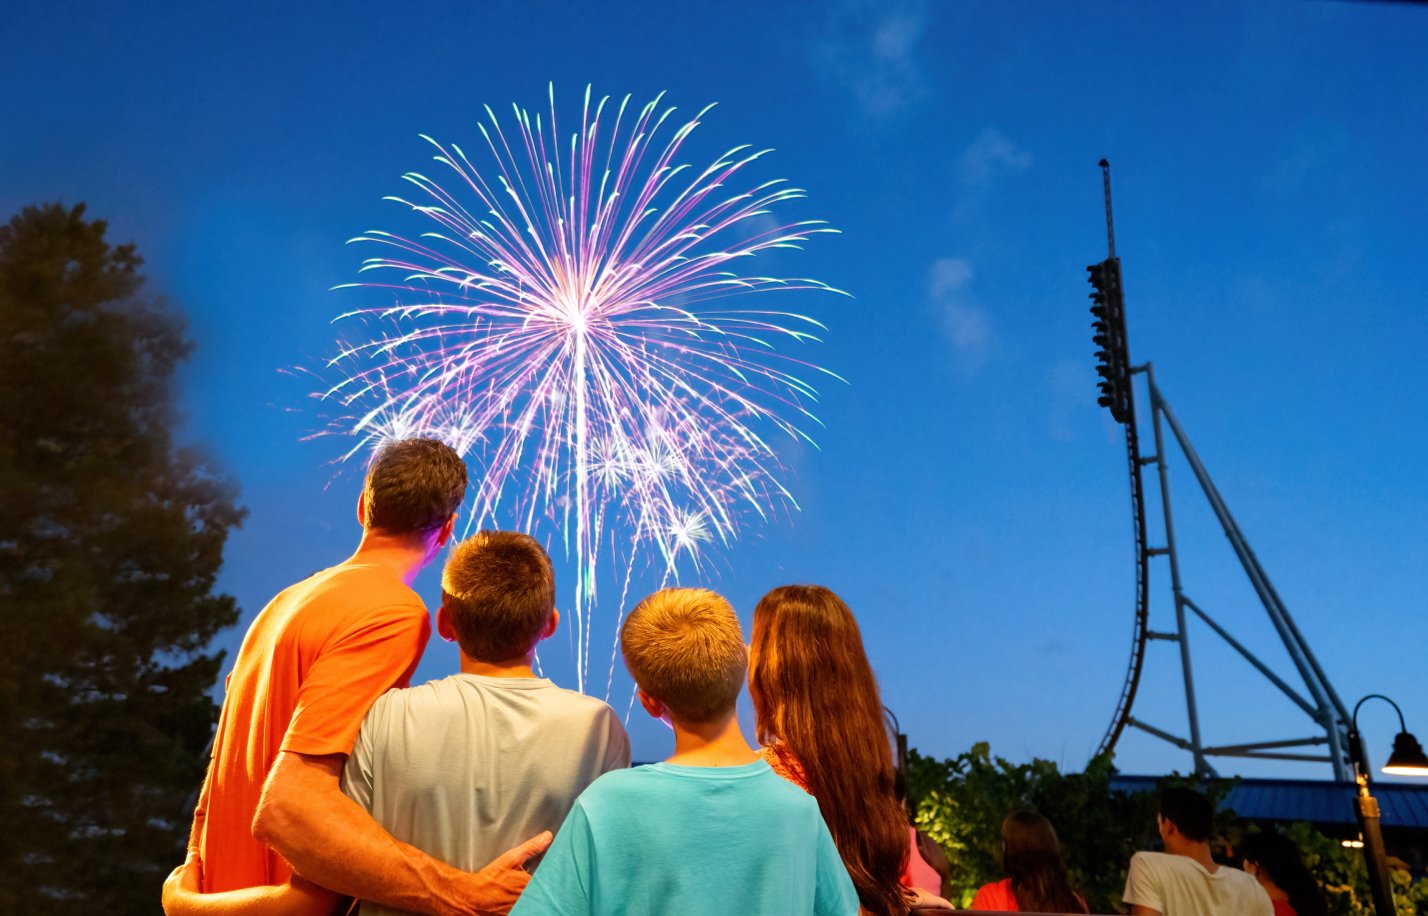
[1347,694,1428,916]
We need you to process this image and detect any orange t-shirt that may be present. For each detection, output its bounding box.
[197,563,430,892]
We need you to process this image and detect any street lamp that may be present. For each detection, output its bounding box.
[1348,694,1428,916]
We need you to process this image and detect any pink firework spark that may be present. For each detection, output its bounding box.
[318,85,844,693]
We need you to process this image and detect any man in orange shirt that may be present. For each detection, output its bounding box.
[167,438,549,915]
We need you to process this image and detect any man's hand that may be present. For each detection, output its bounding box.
[452,831,553,914]
[255,750,552,916]
[162,855,202,915]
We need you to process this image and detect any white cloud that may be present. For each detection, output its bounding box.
[816,0,928,117]
[928,256,990,372]
[930,256,973,297]
[958,127,1033,190]
[951,128,1032,226]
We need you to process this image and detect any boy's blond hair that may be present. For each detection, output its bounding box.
[620,588,746,724]
[441,530,555,661]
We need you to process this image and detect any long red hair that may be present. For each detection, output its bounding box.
[749,585,910,916]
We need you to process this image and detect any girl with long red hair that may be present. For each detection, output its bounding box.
[748,584,926,916]
[970,810,1088,913]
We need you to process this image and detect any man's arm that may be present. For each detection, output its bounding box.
[253,750,551,916]
[163,744,341,916]
[162,865,340,916]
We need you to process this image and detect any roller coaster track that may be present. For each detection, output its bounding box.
[1094,372,1150,760]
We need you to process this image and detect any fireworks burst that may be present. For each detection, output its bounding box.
[318,85,844,693]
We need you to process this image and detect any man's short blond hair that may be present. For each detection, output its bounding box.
[620,588,746,724]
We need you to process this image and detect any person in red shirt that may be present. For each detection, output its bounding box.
[164,438,548,916]
[970,810,1087,913]
[1242,831,1328,916]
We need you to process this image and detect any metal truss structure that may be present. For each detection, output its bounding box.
[1088,162,1353,780]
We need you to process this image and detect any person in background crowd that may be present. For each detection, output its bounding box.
[970,810,1087,913]
[749,584,953,915]
[1241,831,1328,916]
[894,773,954,901]
[1123,786,1272,916]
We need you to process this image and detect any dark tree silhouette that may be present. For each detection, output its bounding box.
[0,203,244,914]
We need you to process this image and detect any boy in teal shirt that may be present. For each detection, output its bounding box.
[513,588,857,916]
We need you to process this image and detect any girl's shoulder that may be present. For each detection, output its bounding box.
[757,743,811,792]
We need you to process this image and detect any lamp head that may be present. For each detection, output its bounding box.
[1381,730,1428,777]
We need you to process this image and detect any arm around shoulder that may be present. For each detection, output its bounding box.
[255,749,546,916]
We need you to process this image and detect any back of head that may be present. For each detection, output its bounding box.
[620,588,745,724]
[748,584,909,916]
[749,584,883,750]
[362,438,468,536]
[1158,786,1214,843]
[1243,831,1327,916]
[1001,810,1086,914]
[442,530,555,662]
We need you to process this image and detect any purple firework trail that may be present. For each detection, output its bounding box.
[319,85,844,693]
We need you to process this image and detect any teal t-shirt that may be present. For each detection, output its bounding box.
[511,759,858,916]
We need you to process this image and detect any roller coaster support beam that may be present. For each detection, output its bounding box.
[1180,597,1317,719]
[1140,362,1209,777]
[1146,375,1353,781]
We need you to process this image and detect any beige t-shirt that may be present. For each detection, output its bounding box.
[342,673,630,916]
[1123,851,1272,916]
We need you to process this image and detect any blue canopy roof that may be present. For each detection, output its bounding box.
[1109,775,1428,831]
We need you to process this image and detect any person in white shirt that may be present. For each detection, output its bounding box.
[1124,786,1272,916]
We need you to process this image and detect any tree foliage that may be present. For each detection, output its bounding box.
[0,203,244,914]
[908,743,1167,911]
[907,742,1428,915]
[1273,821,1428,916]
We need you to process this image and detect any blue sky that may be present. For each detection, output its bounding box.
[5,0,1426,778]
